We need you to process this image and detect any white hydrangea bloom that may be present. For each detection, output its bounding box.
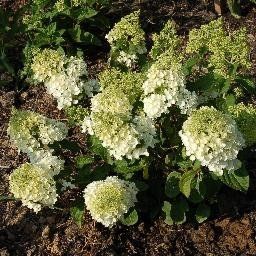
[82,111,157,160]
[9,163,58,213]
[29,149,64,176]
[105,11,147,68]
[31,49,96,109]
[142,64,198,118]
[142,93,168,119]
[179,106,245,175]
[7,108,68,155]
[83,176,138,227]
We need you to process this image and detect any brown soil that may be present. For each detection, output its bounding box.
[1,1,256,255]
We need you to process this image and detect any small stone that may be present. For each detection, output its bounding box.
[42,226,50,238]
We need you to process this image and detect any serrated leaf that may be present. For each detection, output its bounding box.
[75,155,94,169]
[70,203,84,228]
[179,170,197,197]
[162,201,173,225]
[121,208,138,226]
[165,171,181,198]
[196,203,210,223]
[220,166,249,193]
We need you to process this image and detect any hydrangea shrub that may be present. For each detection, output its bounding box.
[6,11,256,228]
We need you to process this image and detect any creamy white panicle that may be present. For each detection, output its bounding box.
[179,106,245,175]
[81,69,157,160]
[142,63,198,119]
[9,163,58,213]
[7,108,68,156]
[105,11,146,68]
[31,49,97,109]
[83,176,138,227]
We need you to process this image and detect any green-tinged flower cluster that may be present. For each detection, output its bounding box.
[150,20,181,60]
[99,68,145,104]
[83,176,138,227]
[179,106,245,175]
[106,11,147,68]
[65,106,89,127]
[31,49,66,82]
[82,69,157,160]
[29,48,98,109]
[9,163,58,213]
[228,103,256,146]
[7,108,68,155]
[142,53,198,118]
[186,19,250,77]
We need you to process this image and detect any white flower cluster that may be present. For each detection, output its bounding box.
[31,49,97,109]
[82,86,157,160]
[83,176,138,227]
[179,107,245,175]
[81,69,157,160]
[83,112,157,160]
[105,11,147,68]
[7,108,68,155]
[8,109,66,186]
[142,64,198,119]
[9,163,58,213]
[29,149,64,176]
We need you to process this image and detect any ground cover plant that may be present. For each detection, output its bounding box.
[1,1,256,255]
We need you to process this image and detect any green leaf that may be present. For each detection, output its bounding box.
[81,32,101,46]
[134,181,149,191]
[188,72,225,93]
[121,208,138,226]
[75,155,94,169]
[76,165,91,184]
[70,203,85,228]
[162,201,173,225]
[114,159,145,177]
[189,175,206,203]
[170,197,189,224]
[165,171,181,198]
[220,166,249,193]
[183,54,201,76]
[88,135,112,162]
[193,160,201,171]
[235,76,255,93]
[196,203,211,223]
[90,164,110,181]
[204,173,222,199]
[225,93,236,107]
[58,139,81,152]
[221,79,231,94]
[68,24,82,42]
[179,170,197,197]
